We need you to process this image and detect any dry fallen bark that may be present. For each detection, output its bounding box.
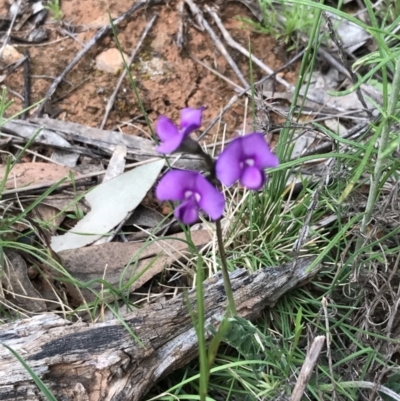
[0,257,320,401]
[2,118,205,170]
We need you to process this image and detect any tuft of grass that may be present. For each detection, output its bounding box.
[44,0,63,21]
[239,0,318,49]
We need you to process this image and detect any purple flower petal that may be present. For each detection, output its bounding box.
[156,134,185,154]
[180,107,205,136]
[216,133,279,190]
[156,169,224,224]
[241,166,265,190]
[195,174,225,220]
[156,116,179,141]
[215,139,243,187]
[156,170,193,201]
[156,115,185,153]
[241,133,279,168]
[175,198,199,224]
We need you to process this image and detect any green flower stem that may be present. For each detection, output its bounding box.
[357,56,400,249]
[216,219,237,316]
[195,258,209,401]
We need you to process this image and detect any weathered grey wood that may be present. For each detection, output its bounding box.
[0,258,320,401]
[2,119,205,170]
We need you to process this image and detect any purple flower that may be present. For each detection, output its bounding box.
[216,133,279,190]
[156,107,205,154]
[156,170,224,224]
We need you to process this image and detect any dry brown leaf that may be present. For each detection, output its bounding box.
[33,204,66,235]
[1,250,46,312]
[58,230,212,304]
[0,162,77,189]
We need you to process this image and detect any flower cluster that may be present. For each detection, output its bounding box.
[155,107,279,224]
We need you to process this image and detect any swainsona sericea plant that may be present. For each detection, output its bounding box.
[155,106,279,316]
[155,106,279,224]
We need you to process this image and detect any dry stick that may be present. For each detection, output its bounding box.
[185,0,249,88]
[1,53,27,75]
[298,120,370,158]
[0,0,19,57]
[36,0,163,116]
[176,0,185,49]
[100,14,157,130]
[321,381,400,401]
[322,12,372,118]
[51,78,90,103]
[191,54,244,91]
[206,6,293,90]
[322,297,337,401]
[317,46,352,80]
[290,335,325,401]
[198,49,306,141]
[22,50,30,120]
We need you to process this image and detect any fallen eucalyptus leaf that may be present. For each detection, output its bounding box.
[50,160,165,252]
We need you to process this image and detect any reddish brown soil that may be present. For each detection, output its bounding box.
[1,0,298,142]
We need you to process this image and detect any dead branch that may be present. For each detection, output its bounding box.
[0,257,320,401]
[1,118,205,172]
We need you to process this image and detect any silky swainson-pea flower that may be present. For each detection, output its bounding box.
[156,106,205,154]
[215,132,279,190]
[156,170,224,225]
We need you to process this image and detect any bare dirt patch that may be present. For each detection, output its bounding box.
[1,0,298,141]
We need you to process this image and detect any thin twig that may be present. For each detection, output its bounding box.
[322,297,337,401]
[298,121,370,158]
[317,46,351,79]
[10,36,69,47]
[36,0,163,116]
[320,381,400,401]
[185,0,248,88]
[5,87,24,101]
[206,6,292,90]
[290,336,325,401]
[56,27,85,48]
[198,49,305,141]
[1,54,27,75]
[22,50,30,120]
[190,54,244,91]
[51,78,90,103]
[31,75,73,86]
[100,14,157,130]
[176,0,185,49]
[0,0,20,58]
